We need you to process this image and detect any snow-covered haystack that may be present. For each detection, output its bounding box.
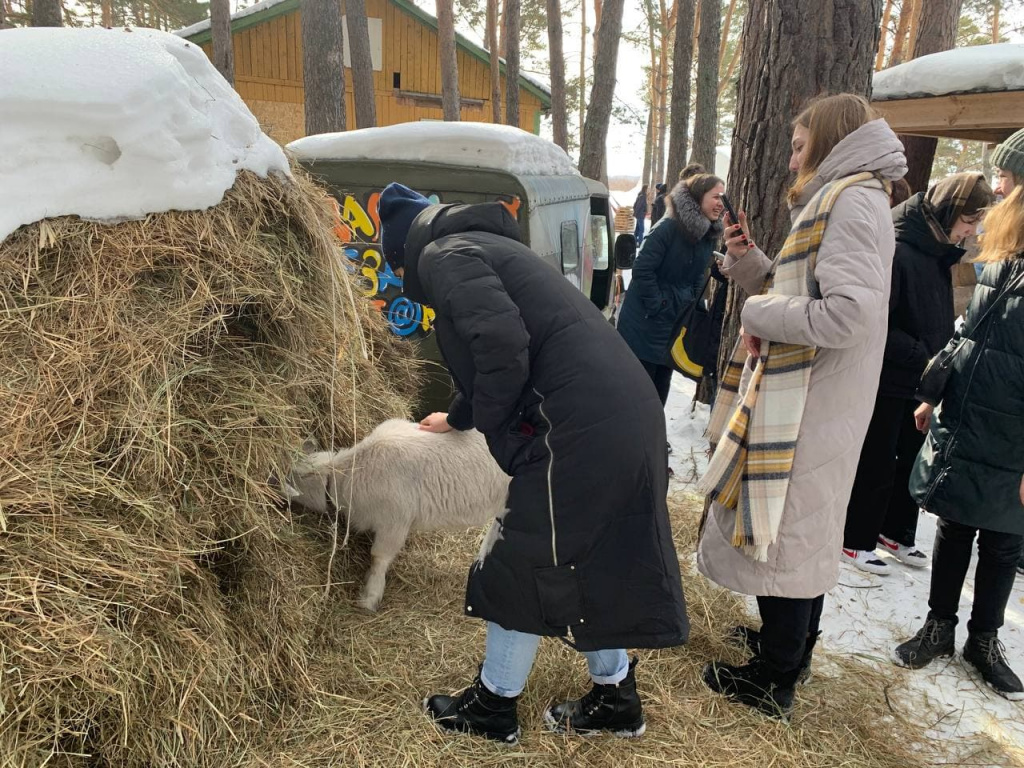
[0,28,417,767]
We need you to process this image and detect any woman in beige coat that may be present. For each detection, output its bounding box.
[698,94,907,718]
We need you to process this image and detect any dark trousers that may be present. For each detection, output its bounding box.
[844,395,924,550]
[634,218,645,245]
[640,360,673,406]
[756,594,825,672]
[928,517,1024,633]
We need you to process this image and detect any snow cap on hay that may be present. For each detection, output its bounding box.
[0,165,418,763]
[0,26,289,242]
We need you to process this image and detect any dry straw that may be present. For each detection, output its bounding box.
[0,168,416,767]
[0,168,1016,766]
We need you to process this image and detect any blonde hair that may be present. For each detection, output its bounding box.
[788,94,878,205]
[976,185,1024,263]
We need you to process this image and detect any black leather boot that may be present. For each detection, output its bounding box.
[893,617,956,669]
[702,656,801,720]
[963,630,1024,701]
[544,657,645,737]
[423,675,521,744]
[729,625,819,684]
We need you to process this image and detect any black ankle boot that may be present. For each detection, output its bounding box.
[423,675,521,743]
[702,656,800,719]
[894,617,956,669]
[544,657,645,737]
[729,625,819,684]
[963,630,1024,701]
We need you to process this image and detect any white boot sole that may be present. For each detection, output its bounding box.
[843,554,890,575]
[961,659,1024,701]
[422,697,521,745]
[542,708,646,738]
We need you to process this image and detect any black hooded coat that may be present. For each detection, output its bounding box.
[401,202,689,651]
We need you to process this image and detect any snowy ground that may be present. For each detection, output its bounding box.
[665,373,1024,763]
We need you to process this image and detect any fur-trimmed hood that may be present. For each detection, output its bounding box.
[668,181,723,243]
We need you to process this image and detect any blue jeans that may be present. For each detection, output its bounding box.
[634,218,645,245]
[479,622,629,697]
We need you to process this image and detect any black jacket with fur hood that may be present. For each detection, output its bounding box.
[616,181,722,364]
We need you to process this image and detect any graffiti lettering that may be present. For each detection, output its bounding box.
[330,190,521,341]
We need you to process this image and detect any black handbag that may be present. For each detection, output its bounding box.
[916,265,1024,406]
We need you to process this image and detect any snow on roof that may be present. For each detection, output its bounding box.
[0,27,288,242]
[288,122,577,177]
[175,0,289,39]
[873,43,1024,101]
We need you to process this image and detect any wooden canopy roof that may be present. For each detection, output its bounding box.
[871,90,1024,144]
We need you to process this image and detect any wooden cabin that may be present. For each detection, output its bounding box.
[177,0,551,146]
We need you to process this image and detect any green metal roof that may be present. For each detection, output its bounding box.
[179,0,551,107]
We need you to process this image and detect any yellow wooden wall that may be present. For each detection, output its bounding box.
[201,0,546,146]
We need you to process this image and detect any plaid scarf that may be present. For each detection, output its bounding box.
[699,172,887,562]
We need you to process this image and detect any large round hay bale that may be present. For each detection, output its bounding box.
[0,168,418,767]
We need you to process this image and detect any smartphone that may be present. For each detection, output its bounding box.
[719,193,748,245]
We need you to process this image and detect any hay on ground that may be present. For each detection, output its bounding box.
[269,494,1021,768]
[0,168,417,768]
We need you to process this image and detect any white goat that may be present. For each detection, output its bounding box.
[285,419,509,611]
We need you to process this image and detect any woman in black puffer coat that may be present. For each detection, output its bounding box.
[894,182,1024,702]
[842,174,993,575]
[376,183,688,745]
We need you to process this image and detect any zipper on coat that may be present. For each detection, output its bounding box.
[533,388,558,568]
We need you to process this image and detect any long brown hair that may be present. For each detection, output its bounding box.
[788,93,878,205]
[977,186,1024,263]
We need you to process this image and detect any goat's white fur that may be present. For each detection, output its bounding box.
[285,419,509,611]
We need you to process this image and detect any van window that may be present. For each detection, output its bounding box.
[560,221,580,274]
[589,215,609,271]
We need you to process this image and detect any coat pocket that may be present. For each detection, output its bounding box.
[534,563,586,629]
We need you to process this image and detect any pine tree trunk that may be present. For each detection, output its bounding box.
[688,0,719,169]
[578,0,625,179]
[347,0,378,127]
[488,0,502,123]
[654,0,669,184]
[719,35,741,95]
[436,0,461,121]
[210,0,234,85]
[0,0,7,27]
[887,0,911,66]
[642,108,654,191]
[993,0,1000,43]
[875,0,893,70]
[504,0,521,126]
[666,0,697,184]
[581,0,590,133]
[31,0,61,26]
[901,0,964,193]
[717,0,882,384]
[719,0,737,66]
[546,0,568,148]
[302,0,347,135]
[101,0,111,26]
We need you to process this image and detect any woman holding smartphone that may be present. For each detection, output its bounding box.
[697,94,907,718]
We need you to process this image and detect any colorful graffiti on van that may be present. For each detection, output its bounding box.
[330,191,521,340]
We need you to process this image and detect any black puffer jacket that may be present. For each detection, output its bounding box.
[879,193,965,398]
[402,202,689,651]
[910,257,1024,534]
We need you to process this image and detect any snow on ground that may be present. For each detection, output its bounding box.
[664,372,1024,761]
[0,27,288,242]
[873,43,1024,101]
[287,122,577,177]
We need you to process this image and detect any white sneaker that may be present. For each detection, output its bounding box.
[877,535,928,568]
[842,548,890,575]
